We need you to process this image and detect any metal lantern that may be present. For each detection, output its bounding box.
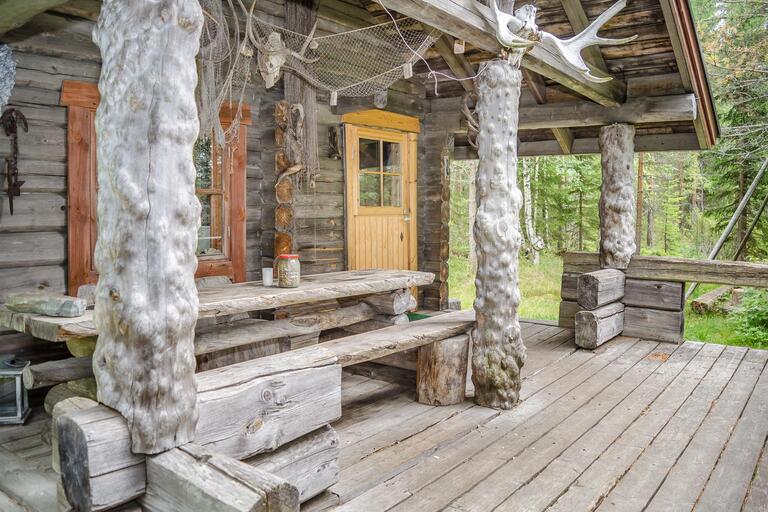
[0,356,30,425]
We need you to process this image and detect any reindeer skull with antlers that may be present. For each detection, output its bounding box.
[488,0,637,82]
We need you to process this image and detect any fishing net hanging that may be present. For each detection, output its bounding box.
[196,0,439,144]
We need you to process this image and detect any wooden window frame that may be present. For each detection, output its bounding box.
[61,81,250,295]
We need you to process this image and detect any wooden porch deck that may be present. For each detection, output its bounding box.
[1,320,767,511]
[307,320,768,512]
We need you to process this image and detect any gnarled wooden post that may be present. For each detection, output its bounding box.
[91,0,203,454]
[598,123,636,269]
[471,54,527,409]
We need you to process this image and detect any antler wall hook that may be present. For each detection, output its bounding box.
[486,0,637,82]
[1,108,27,215]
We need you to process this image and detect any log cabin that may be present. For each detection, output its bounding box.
[0,0,767,511]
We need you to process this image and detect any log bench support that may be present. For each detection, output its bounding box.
[56,311,474,511]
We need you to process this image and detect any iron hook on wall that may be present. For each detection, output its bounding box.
[1,108,27,215]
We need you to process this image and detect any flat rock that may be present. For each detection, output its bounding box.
[6,291,86,318]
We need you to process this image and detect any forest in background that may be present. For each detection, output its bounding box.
[447,0,768,347]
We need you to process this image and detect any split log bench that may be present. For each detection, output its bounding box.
[55,309,476,511]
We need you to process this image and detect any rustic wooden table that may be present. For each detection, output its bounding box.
[0,270,435,344]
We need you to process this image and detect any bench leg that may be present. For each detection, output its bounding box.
[417,334,470,406]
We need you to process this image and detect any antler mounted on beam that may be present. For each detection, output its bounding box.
[487,0,637,82]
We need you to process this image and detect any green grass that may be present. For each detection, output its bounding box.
[448,253,563,321]
[448,253,765,349]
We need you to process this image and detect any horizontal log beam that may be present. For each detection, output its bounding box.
[378,0,626,106]
[452,133,702,159]
[517,94,697,130]
[23,357,93,389]
[317,309,475,366]
[245,425,340,503]
[575,302,625,349]
[577,269,626,310]
[563,252,768,288]
[139,444,299,512]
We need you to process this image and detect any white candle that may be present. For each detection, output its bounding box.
[262,268,274,287]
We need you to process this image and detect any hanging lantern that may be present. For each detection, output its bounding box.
[0,356,30,425]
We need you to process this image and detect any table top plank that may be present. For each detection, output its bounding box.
[0,270,435,342]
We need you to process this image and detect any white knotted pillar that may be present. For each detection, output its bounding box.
[598,123,636,269]
[471,55,527,409]
[91,0,203,453]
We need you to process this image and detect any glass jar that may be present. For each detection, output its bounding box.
[277,254,300,288]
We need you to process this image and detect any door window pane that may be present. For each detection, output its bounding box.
[382,141,401,173]
[359,139,379,172]
[382,174,402,207]
[359,173,381,207]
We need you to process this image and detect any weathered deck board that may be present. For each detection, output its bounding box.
[301,322,768,512]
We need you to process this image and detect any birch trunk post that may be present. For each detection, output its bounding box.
[91,0,203,454]
[471,52,527,409]
[598,123,636,269]
[468,163,477,274]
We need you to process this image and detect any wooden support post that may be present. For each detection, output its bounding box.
[91,0,203,453]
[576,269,626,310]
[417,334,469,406]
[471,54,527,409]
[598,123,636,269]
[140,444,299,512]
[575,302,625,349]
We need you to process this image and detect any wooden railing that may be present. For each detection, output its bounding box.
[562,252,768,288]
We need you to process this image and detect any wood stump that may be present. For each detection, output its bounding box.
[470,56,527,409]
[598,123,636,269]
[91,0,203,453]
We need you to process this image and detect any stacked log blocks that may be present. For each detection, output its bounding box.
[574,269,626,349]
[57,348,342,511]
[560,253,685,345]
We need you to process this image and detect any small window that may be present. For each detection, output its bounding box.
[194,136,226,257]
[62,81,251,293]
[357,138,403,208]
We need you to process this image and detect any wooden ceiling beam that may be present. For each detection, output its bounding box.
[559,0,610,77]
[0,0,69,36]
[460,94,697,131]
[522,68,574,154]
[453,132,701,158]
[377,0,627,106]
[434,35,476,93]
[518,93,697,130]
[552,127,575,154]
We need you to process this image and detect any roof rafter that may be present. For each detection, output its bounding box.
[377,0,627,106]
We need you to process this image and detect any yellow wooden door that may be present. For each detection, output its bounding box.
[344,122,417,271]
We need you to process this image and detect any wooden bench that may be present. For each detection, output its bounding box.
[56,309,476,511]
